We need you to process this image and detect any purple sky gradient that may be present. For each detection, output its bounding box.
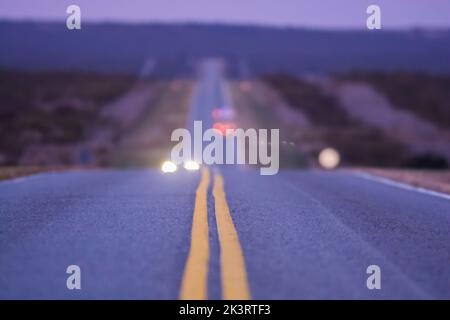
[0,0,449,29]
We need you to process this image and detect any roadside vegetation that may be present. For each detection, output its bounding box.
[0,70,135,165]
[112,80,193,167]
[264,74,354,127]
[261,74,409,167]
[337,71,450,129]
[0,69,193,173]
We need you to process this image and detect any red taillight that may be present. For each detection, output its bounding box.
[213,122,236,136]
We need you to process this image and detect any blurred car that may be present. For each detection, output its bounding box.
[212,107,235,121]
[213,121,237,135]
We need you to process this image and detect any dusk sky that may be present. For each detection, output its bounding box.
[0,0,449,29]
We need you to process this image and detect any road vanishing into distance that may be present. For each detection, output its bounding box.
[1,61,449,299]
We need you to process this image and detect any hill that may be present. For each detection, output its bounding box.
[1,21,450,76]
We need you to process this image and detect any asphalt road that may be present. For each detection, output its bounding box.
[0,170,198,299]
[0,60,449,299]
[221,167,450,299]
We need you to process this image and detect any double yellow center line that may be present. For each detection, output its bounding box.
[179,167,250,300]
[179,168,210,300]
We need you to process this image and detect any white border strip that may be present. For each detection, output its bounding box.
[0,173,44,184]
[353,171,450,201]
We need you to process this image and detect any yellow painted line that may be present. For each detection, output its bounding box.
[213,172,251,300]
[179,167,210,300]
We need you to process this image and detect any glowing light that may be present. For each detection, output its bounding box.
[161,161,177,173]
[213,122,236,136]
[184,160,200,171]
[318,148,340,169]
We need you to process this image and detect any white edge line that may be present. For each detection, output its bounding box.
[352,171,450,201]
[0,169,76,185]
[0,173,46,184]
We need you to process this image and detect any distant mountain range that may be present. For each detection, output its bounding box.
[1,21,450,76]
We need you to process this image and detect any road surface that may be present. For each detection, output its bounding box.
[0,61,449,299]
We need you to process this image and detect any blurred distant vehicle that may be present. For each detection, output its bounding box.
[213,121,237,136]
[212,108,235,121]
